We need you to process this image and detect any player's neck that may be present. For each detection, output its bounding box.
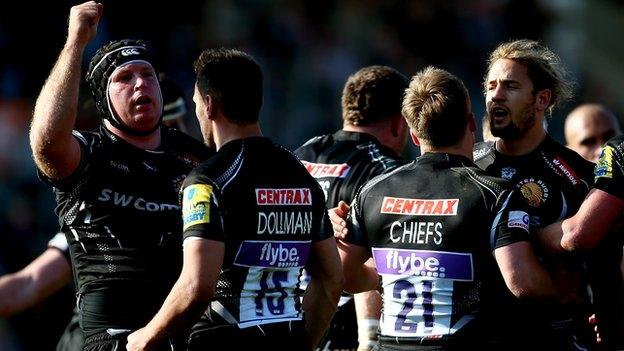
[343,122,402,155]
[214,121,263,150]
[496,125,546,156]
[420,129,474,161]
[104,121,161,150]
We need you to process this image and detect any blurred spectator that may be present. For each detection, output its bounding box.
[564,103,621,163]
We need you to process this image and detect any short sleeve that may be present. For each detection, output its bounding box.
[181,179,225,242]
[37,131,92,191]
[490,189,531,251]
[345,193,370,247]
[47,232,71,263]
[594,141,624,200]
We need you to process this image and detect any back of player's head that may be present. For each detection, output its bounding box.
[486,39,572,114]
[193,48,263,124]
[341,65,408,126]
[86,39,159,123]
[402,66,470,147]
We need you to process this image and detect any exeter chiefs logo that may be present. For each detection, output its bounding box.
[517,178,549,208]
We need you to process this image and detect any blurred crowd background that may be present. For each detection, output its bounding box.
[1,0,624,349]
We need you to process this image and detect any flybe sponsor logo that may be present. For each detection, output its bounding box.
[381,197,459,216]
[301,161,351,178]
[552,157,580,185]
[256,188,311,206]
[98,189,179,211]
[234,240,311,268]
[372,248,473,281]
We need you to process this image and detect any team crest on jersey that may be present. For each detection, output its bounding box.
[595,146,614,179]
[182,184,212,230]
[301,161,350,178]
[517,178,549,208]
[500,167,516,180]
[380,197,458,216]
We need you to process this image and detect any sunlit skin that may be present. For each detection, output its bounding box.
[485,59,538,138]
[108,62,162,134]
[565,104,620,162]
[485,58,551,155]
[193,85,214,147]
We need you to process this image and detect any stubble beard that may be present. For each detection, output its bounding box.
[490,99,536,141]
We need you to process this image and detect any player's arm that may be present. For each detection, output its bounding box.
[494,242,557,299]
[336,240,377,294]
[493,191,558,300]
[536,188,624,252]
[126,239,223,351]
[336,194,378,294]
[537,141,624,252]
[304,236,344,349]
[0,248,71,316]
[30,1,102,180]
[561,188,624,250]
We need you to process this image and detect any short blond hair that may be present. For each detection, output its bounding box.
[402,67,470,147]
[486,39,573,114]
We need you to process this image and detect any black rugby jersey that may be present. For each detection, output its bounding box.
[295,130,405,311]
[594,134,624,199]
[474,136,593,228]
[592,135,624,350]
[181,136,331,330]
[347,153,530,340]
[295,130,405,207]
[40,125,211,333]
[473,135,594,335]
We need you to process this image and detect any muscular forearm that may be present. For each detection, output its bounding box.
[0,249,71,316]
[495,242,559,300]
[128,240,222,350]
[0,272,35,316]
[533,224,565,254]
[303,279,341,349]
[337,241,378,293]
[149,278,209,340]
[343,265,378,294]
[128,277,210,351]
[560,188,624,251]
[30,38,85,179]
